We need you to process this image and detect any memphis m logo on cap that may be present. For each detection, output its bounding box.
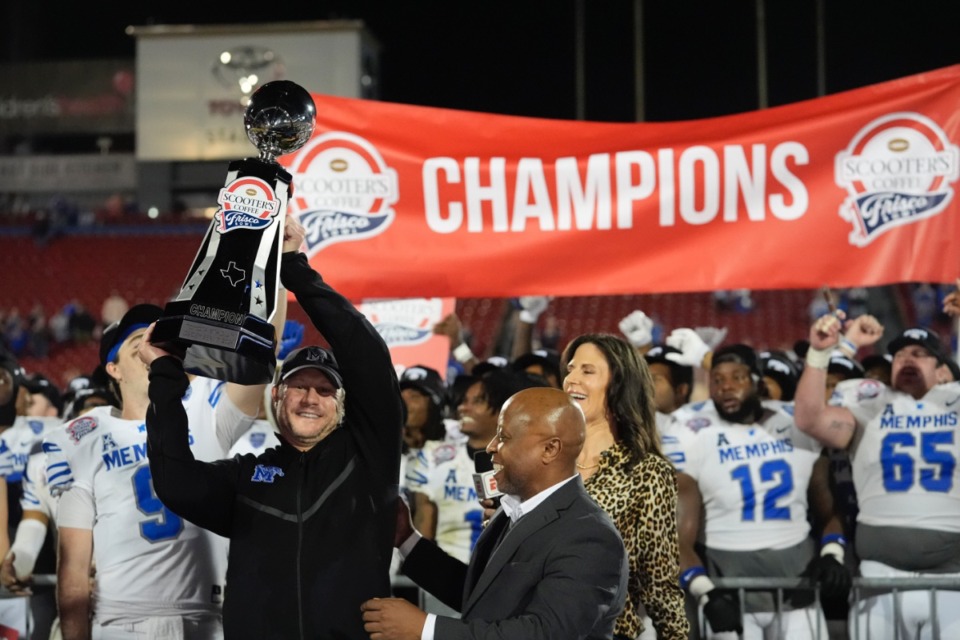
[404,367,429,380]
[279,346,343,388]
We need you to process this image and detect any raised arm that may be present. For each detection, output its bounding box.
[140,325,238,537]
[279,220,402,469]
[794,314,860,450]
[511,297,551,360]
[222,221,296,419]
[434,313,479,374]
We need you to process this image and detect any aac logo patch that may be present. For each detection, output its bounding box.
[251,464,285,483]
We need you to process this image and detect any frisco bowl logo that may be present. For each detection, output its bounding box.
[287,132,398,254]
[216,176,280,233]
[433,444,458,465]
[360,298,442,347]
[67,416,98,443]
[835,112,959,246]
[856,379,883,401]
[685,417,713,433]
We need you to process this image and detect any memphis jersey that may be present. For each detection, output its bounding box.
[182,377,254,461]
[673,398,793,434]
[0,416,63,481]
[228,419,280,457]
[834,378,960,532]
[684,409,822,551]
[21,442,56,520]
[657,411,695,472]
[405,441,481,563]
[43,377,252,620]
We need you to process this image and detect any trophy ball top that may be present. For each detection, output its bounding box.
[244,80,317,162]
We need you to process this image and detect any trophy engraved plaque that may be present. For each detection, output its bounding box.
[152,80,316,384]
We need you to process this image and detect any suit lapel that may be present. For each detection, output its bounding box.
[465,511,509,593]
[462,478,583,616]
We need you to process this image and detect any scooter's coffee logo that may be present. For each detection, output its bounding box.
[287,132,398,254]
[835,112,959,246]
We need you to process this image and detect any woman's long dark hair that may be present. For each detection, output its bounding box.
[562,333,664,467]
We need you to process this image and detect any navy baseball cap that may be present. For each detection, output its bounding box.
[0,347,24,383]
[472,356,509,378]
[278,346,343,388]
[644,345,684,367]
[759,351,799,400]
[645,345,695,389]
[887,327,948,364]
[23,374,63,415]
[99,304,163,366]
[828,352,865,379]
[399,365,446,408]
[712,344,761,378]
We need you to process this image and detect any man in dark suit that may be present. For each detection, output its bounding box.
[361,387,628,640]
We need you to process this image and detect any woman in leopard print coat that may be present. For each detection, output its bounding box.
[563,333,689,640]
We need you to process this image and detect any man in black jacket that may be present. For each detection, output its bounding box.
[140,218,403,639]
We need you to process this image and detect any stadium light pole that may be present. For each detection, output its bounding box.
[815,0,826,96]
[755,0,768,109]
[633,0,645,122]
[575,0,586,120]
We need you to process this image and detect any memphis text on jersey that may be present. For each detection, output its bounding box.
[717,432,794,464]
[879,404,958,430]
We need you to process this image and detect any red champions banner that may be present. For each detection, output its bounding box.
[281,65,960,300]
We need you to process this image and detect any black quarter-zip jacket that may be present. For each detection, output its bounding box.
[145,251,403,639]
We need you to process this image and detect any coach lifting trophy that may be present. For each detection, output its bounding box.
[152,80,316,384]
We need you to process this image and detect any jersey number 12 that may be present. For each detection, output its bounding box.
[730,459,794,521]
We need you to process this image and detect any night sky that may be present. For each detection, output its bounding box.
[2,0,958,123]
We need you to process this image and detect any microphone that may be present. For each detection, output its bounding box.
[472,450,503,503]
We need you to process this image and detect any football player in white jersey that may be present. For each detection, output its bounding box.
[677,345,848,639]
[44,302,269,640]
[796,314,960,640]
[644,345,696,472]
[404,369,539,565]
[228,386,280,458]
[397,364,449,545]
[227,419,281,458]
[0,374,65,638]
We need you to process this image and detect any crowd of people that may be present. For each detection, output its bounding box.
[0,233,957,639]
[0,293,128,362]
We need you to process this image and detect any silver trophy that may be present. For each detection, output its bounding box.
[152,81,316,384]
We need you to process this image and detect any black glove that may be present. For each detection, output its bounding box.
[703,589,743,634]
[805,554,852,601]
[790,553,852,607]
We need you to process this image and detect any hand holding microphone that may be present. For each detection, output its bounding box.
[473,450,502,507]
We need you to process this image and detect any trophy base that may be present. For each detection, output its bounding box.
[152,309,276,385]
